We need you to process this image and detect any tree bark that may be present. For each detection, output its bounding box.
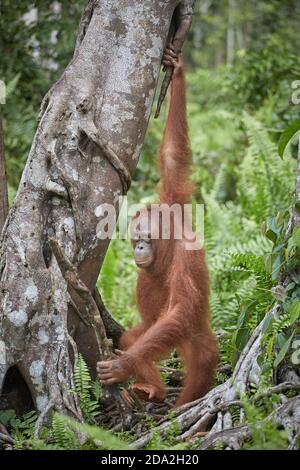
[0,118,8,233]
[0,0,195,418]
[226,0,235,65]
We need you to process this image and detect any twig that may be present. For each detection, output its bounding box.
[154,10,193,118]
[93,288,124,347]
[255,382,300,399]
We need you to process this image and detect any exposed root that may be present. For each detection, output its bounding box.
[48,238,136,428]
[97,387,178,433]
[34,398,56,439]
[0,424,14,449]
[197,396,300,450]
[197,425,250,450]
[131,300,299,449]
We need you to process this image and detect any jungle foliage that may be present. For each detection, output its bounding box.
[1,0,300,450]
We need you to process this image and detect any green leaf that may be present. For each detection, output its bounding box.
[260,221,267,235]
[0,409,16,426]
[271,255,282,280]
[264,254,273,273]
[268,217,280,235]
[290,272,300,285]
[261,361,272,374]
[6,73,21,98]
[275,210,288,226]
[289,300,300,323]
[62,416,130,450]
[278,121,300,158]
[292,227,300,248]
[273,330,296,368]
[262,315,274,335]
[276,333,287,349]
[294,200,300,215]
[286,282,296,291]
[265,229,277,243]
[234,328,250,353]
[236,300,257,329]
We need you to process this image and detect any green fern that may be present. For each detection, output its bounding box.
[238,113,295,222]
[242,396,289,450]
[52,413,77,449]
[59,415,130,450]
[74,354,101,423]
[9,410,38,448]
[263,312,295,362]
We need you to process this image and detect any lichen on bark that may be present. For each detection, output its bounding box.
[0,0,194,420]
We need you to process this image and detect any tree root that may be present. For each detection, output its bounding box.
[34,398,56,439]
[197,425,250,450]
[131,301,299,449]
[0,424,14,449]
[48,238,137,429]
[197,395,300,450]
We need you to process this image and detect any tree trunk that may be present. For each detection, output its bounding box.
[226,0,235,65]
[0,0,194,418]
[0,118,8,233]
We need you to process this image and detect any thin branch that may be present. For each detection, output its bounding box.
[255,381,300,399]
[155,1,195,118]
[93,288,124,347]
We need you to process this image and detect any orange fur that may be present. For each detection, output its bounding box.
[98,57,218,406]
[118,60,218,405]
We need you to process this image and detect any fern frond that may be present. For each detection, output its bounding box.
[74,354,101,422]
[52,413,76,449]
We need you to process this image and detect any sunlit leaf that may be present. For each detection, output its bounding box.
[274,330,296,368]
[278,121,300,158]
[289,300,300,323]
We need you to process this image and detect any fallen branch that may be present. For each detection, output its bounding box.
[197,395,300,450]
[131,303,297,449]
[198,424,250,450]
